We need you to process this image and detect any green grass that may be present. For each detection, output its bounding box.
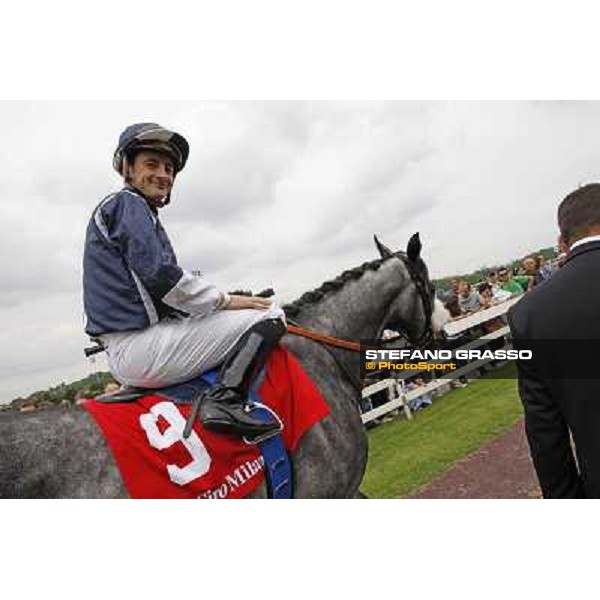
[361,363,523,498]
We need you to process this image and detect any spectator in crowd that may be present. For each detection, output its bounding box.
[494,286,513,302]
[497,267,525,295]
[486,270,499,293]
[444,295,461,320]
[538,255,555,281]
[406,376,434,411]
[520,256,537,290]
[476,282,506,368]
[485,271,512,302]
[441,278,460,307]
[477,282,495,308]
[522,255,552,289]
[513,269,531,291]
[360,379,389,411]
[477,283,506,330]
[360,380,375,413]
[458,280,481,314]
[438,316,469,388]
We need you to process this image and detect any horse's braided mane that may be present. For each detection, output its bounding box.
[283,252,407,318]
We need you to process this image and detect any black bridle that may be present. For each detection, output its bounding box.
[380,253,435,350]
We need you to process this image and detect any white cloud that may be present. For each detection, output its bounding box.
[1,100,599,402]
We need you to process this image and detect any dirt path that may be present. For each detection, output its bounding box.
[409,419,541,499]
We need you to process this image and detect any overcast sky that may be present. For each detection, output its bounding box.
[1,100,599,402]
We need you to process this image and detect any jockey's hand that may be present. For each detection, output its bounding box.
[225,294,273,310]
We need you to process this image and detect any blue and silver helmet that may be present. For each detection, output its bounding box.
[113,122,190,175]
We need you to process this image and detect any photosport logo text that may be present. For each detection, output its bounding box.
[360,348,532,377]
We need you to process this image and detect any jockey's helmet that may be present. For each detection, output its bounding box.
[113,123,190,176]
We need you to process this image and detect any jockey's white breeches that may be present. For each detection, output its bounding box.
[100,303,285,389]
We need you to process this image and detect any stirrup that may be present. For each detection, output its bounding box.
[242,402,284,445]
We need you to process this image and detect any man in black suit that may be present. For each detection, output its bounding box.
[508,183,600,498]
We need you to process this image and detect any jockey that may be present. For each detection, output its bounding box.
[83,123,286,439]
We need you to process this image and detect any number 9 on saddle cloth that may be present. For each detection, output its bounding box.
[90,318,306,500]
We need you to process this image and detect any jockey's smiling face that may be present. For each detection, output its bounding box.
[127,150,175,207]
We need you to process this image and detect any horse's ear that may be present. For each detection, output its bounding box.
[374,234,393,259]
[407,232,421,262]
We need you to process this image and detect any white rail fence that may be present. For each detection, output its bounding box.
[361,295,522,425]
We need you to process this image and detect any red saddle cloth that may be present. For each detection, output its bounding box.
[84,347,330,499]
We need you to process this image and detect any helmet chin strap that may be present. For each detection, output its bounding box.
[158,169,176,205]
[121,155,132,184]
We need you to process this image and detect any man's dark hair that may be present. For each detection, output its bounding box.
[558,183,600,244]
[523,255,541,269]
[477,282,491,295]
[444,297,461,317]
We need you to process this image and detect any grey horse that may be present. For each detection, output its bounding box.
[0,233,438,498]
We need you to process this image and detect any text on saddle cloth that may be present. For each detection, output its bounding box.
[83,347,330,499]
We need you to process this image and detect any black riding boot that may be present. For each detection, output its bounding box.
[198,318,287,439]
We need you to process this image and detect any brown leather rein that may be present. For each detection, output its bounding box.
[287,324,364,352]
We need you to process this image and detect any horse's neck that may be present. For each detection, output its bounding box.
[292,260,409,341]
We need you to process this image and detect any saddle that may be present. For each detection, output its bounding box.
[87,347,330,499]
[95,366,291,498]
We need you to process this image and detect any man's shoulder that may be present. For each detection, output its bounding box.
[88,189,156,240]
[508,289,536,322]
[510,272,559,312]
[508,264,575,335]
[96,188,145,212]
[94,189,156,226]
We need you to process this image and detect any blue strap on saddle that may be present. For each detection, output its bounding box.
[197,371,293,500]
[246,387,293,499]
